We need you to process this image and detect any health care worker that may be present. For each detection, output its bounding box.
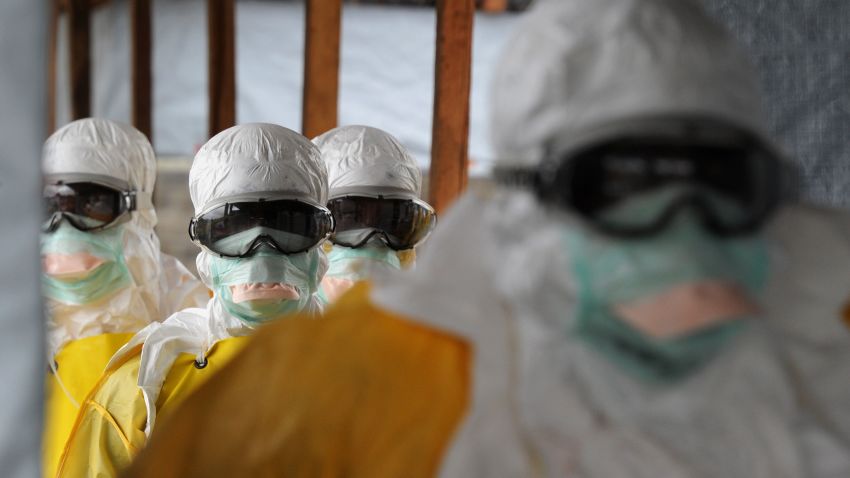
[314,125,436,303]
[40,118,208,477]
[125,0,850,476]
[56,123,331,477]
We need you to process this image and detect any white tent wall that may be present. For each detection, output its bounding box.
[55,0,520,175]
[56,0,209,153]
[0,1,46,477]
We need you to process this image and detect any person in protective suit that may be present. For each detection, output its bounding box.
[40,118,208,477]
[124,0,850,477]
[314,125,436,304]
[55,123,332,477]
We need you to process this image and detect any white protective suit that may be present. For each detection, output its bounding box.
[107,122,329,435]
[372,0,850,476]
[313,125,424,302]
[41,118,209,478]
[41,118,208,361]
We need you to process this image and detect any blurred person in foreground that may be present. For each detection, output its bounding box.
[126,0,850,476]
[55,123,331,477]
[40,118,208,477]
[314,125,436,303]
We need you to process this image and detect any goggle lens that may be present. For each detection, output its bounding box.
[190,199,334,257]
[43,182,129,232]
[537,137,786,238]
[327,196,436,250]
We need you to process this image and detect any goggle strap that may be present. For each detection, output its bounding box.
[44,173,131,192]
[492,167,539,190]
[129,191,153,211]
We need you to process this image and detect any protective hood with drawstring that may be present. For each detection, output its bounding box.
[125,122,329,434]
[41,118,208,359]
[314,125,425,303]
[315,124,421,199]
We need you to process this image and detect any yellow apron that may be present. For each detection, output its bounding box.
[42,332,134,478]
[56,336,248,477]
[124,283,471,478]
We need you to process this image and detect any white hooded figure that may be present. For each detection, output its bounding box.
[54,123,330,476]
[313,125,433,303]
[371,0,850,475]
[40,118,208,477]
[41,118,208,359]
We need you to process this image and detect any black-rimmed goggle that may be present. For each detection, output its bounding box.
[327,196,436,250]
[188,198,334,258]
[43,181,138,232]
[498,132,793,238]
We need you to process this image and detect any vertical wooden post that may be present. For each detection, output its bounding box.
[130,0,153,142]
[47,0,59,133]
[429,0,474,213]
[207,0,236,138]
[67,0,91,120]
[302,0,342,139]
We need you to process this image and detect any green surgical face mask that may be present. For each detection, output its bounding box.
[565,188,770,383]
[209,249,320,325]
[41,222,132,305]
[317,242,401,304]
[326,242,401,279]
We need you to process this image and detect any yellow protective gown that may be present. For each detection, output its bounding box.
[125,283,470,478]
[56,336,248,477]
[42,332,134,478]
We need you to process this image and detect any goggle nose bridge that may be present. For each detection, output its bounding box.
[362,229,389,246]
[334,228,389,248]
[244,233,285,256]
[44,211,64,233]
[650,192,726,233]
